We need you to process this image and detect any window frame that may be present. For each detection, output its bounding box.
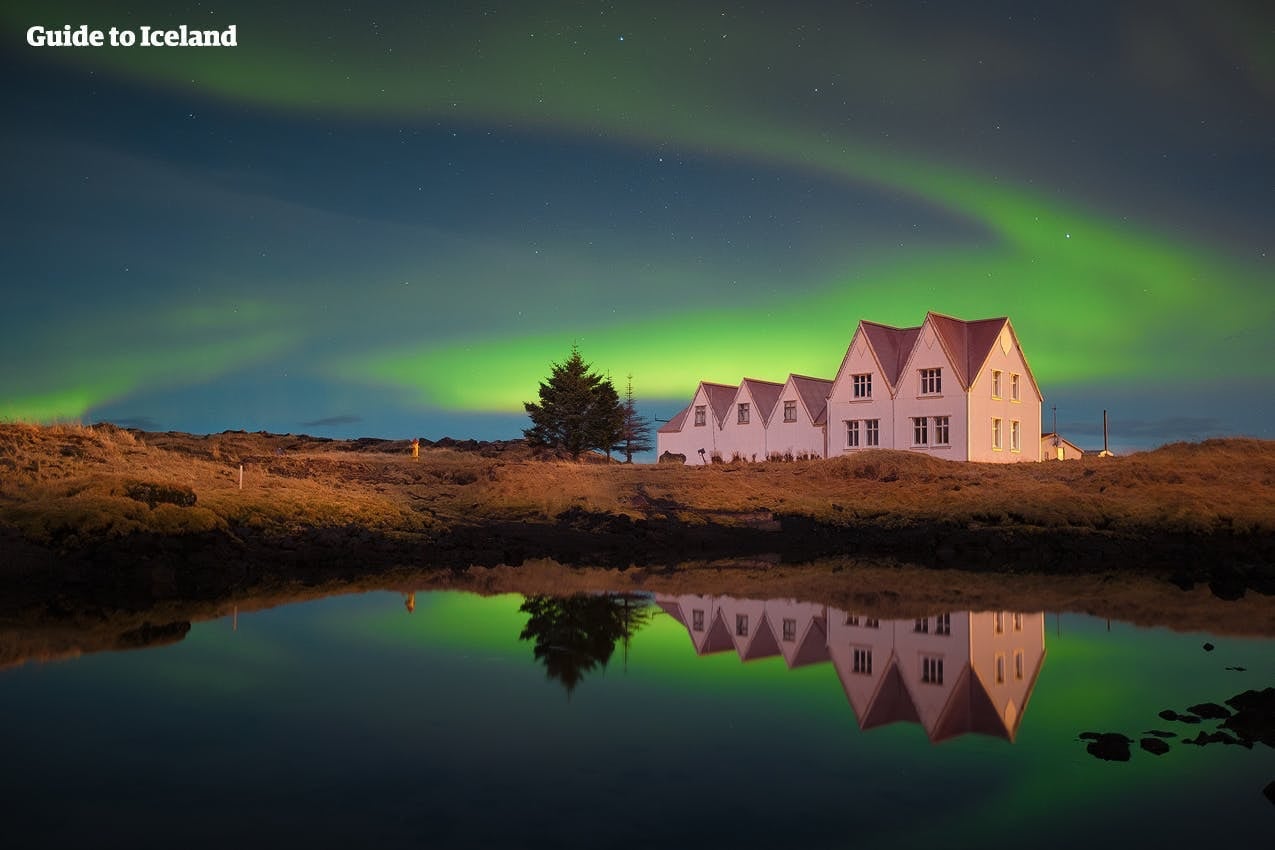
[991,369,1002,399]
[737,402,750,425]
[921,654,944,685]
[852,373,872,399]
[933,415,950,446]
[865,419,880,447]
[992,417,1003,451]
[919,367,942,396]
[913,416,928,446]
[846,419,860,448]
[783,400,797,423]
[693,405,706,427]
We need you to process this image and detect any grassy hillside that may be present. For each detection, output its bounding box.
[0,423,1271,585]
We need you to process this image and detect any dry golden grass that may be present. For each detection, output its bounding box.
[1,424,1272,553]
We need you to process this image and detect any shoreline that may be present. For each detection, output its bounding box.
[2,423,1273,609]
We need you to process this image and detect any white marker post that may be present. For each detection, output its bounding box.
[239,464,243,490]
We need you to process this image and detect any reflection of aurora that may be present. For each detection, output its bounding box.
[657,595,1045,743]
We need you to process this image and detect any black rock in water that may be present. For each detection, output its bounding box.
[1188,702,1232,720]
[1080,732,1132,762]
[1139,737,1170,756]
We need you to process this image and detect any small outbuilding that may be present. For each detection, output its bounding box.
[1041,432,1084,461]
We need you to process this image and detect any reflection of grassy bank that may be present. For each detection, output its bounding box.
[1,423,1272,588]
[3,558,1274,675]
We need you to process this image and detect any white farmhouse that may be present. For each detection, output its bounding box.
[658,312,1043,463]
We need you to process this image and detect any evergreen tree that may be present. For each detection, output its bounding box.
[615,375,654,463]
[524,346,624,459]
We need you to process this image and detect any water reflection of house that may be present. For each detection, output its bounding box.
[657,594,1045,743]
[656,597,830,668]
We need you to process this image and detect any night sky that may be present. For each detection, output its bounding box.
[3,1,1271,452]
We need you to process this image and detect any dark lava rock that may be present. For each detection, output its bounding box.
[1080,732,1132,762]
[1158,709,1202,724]
[1226,666,1248,672]
[1188,702,1233,720]
[124,482,197,508]
[1143,730,1177,739]
[1139,737,1170,756]
[1182,731,1246,747]
[1202,642,1216,652]
[1222,687,1275,748]
[1264,781,1275,806]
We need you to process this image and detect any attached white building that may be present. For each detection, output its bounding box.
[658,312,1043,464]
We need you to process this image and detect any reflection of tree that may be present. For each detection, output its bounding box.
[518,593,653,696]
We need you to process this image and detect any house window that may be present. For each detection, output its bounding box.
[914,618,929,634]
[995,654,1006,684]
[921,655,944,685]
[782,618,797,642]
[935,613,951,636]
[1015,650,1025,680]
[692,609,704,632]
[694,405,706,427]
[852,646,873,675]
[991,370,1002,398]
[933,416,950,446]
[737,403,750,425]
[994,611,1005,634]
[864,618,879,629]
[1011,420,1021,452]
[920,368,942,395]
[783,400,797,422]
[736,614,749,637]
[992,418,1003,450]
[865,420,880,447]
[846,614,860,626]
[846,420,860,447]
[913,417,928,446]
[1013,612,1023,632]
[1011,373,1020,401]
[853,373,872,399]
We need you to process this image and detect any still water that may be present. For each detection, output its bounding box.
[2,589,1271,849]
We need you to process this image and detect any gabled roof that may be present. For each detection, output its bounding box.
[925,312,1009,391]
[737,378,785,425]
[657,404,690,434]
[861,660,921,730]
[860,320,922,389]
[788,374,834,426]
[699,611,736,655]
[701,382,738,427]
[788,618,830,668]
[742,614,783,661]
[930,665,1012,743]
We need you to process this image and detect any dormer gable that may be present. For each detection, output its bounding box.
[683,381,737,429]
[896,313,970,397]
[732,378,785,426]
[778,373,834,425]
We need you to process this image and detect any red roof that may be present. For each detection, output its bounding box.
[703,382,738,427]
[788,374,833,425]
[926,312,1009,390]
[657,404,690,434]
[739,378,785,424]
[860,321,922,389]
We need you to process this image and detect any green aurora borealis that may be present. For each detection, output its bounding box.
[2,1,1271,446]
